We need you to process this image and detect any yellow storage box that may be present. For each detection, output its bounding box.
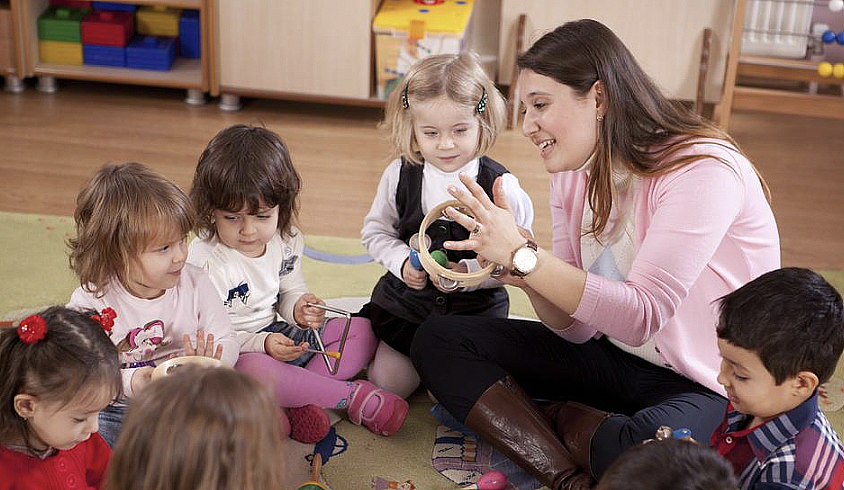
[39,40,83,65]
[373,0,475,99]
[136,5,181,37]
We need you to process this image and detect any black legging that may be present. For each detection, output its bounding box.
[410,315,727,478]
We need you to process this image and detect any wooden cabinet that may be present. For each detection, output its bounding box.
[498,0,735,103]
[17,0,214,99]
[214,0,381,106]
[1,0,25,91]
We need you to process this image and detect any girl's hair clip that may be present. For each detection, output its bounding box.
[476,88,488,114]
[18,315,47,345]
[91,307,117,333]
[401,85,410,109]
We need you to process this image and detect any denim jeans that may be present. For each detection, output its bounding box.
[97,403,126,448]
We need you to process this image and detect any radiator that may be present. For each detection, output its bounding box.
[741,0,815,58]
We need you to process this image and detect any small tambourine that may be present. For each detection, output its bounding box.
[417,199,501,291]
[151,356,225,380]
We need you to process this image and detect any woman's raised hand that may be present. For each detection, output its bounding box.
[443,173,526,267]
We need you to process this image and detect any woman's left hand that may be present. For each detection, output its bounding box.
[443,174,527,267]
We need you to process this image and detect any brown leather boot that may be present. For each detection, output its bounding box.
[542,402,611,478]
[465,376,593,490]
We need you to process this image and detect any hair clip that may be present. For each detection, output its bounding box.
[476,88,488,114]
[18,315,47,344]
[401,85,410,109]
[92,307,117,333]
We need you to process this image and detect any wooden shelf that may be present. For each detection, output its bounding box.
[20,0,212,94]
[34,57,203,88]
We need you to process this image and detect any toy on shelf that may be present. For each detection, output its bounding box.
[817,61,844,78]
[92,1,137,12]
[81,10,133,47]
[136,5,181,37]
[126,35,176,71]
[49,0,92,8]
[179,10,201,59]
[373,0,476,99]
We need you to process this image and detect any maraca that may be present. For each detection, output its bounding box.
[451,470,507,490]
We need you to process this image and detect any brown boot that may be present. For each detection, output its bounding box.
[465,376,593,490]
[543,402,611,478]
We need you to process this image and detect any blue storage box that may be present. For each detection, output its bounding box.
[178,9,200,58]
[126,35,175,70]
[92,2,137,12]
[83,43,125,66]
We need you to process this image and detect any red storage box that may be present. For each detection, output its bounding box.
[81,10,133,47]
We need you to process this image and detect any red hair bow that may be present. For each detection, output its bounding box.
[18,315,47,344]
[92,307,117,333]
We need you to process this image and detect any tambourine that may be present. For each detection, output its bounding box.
[417,199,501,291]
[151,356,226,380]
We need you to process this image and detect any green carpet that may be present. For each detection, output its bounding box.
[2,211,843,490]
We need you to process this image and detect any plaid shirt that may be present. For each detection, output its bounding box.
[711,393,844,490]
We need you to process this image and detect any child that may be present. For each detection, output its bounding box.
[102,365,286,490]
[188,124,407,438]
[67,162,239,447]
[360,52,534,397]
[713,267,844,489]
[0,306,121,489]
[596,438,738,490]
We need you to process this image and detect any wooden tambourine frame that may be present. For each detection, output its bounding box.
[417,200,499,291]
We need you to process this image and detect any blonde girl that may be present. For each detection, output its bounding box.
[360,52,535,398]
[67,162,238,447]
[188,125,407,438]
[103,365,286,490]
[0,306,121,489]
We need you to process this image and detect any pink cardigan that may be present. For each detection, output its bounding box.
[551,141,780,395]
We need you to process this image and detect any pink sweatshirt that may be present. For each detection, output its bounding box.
[551,141,780,395]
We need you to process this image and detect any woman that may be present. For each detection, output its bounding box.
[410,19,779,490]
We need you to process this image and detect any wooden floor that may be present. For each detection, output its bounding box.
[0,81,842,269]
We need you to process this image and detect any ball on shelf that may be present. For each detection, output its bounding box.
[837,31,844,45]
[818,61,833,77]
[834,63,844,79]
[822,30,836,44]
[829,0,844,12]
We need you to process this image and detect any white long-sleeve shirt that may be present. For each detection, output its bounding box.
[68,264,238,398]
[187,229,309,353]
[361,157,534,289]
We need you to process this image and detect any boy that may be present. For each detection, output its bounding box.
[712,267,844,489]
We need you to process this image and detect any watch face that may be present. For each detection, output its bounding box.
[513,246,538,274]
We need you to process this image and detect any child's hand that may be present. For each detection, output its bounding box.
[294,293,326,329]
[402,258,428,290]
[182,328,224,359]
[131,366,154,394]
[264,333,307,362]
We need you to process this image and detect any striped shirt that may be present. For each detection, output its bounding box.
[711,393,844,489]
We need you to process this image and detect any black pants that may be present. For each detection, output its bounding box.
[410,315,727,478]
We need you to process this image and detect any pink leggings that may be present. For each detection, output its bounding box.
[235,316,377,409]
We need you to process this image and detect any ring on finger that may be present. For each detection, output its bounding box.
[471,222,482,236]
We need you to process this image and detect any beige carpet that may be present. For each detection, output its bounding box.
[2,211,843,490]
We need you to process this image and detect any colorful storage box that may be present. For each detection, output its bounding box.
[82,10,133,46]
[83,44,125,66]
[136,6,181,37]
[178,10,200,59]
[373,0,476,98]
[92,2,137,12]
[126,35,175,71]
[38,7,88,43]
[39,39,83,64]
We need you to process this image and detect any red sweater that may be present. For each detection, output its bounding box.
[0,433,111,490]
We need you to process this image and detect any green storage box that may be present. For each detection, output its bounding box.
[38,7,88,43]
